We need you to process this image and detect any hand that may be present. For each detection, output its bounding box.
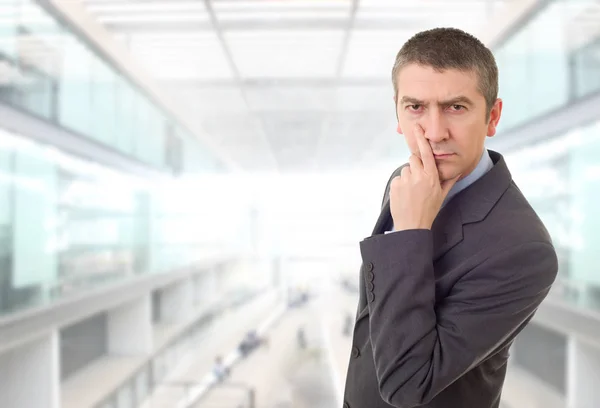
[390,125,461,231]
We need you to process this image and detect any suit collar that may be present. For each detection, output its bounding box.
[433,150,512,259]
[455,150,512,224]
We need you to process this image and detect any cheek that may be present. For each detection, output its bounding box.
[436,163,458,181]
[452,121,485,150]
[398,117,418,151]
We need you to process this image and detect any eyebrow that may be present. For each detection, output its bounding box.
[400,95,475,107]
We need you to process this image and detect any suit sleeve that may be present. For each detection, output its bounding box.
[360,229,558,408]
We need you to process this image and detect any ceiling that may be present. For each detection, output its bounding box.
[79,0,514,172]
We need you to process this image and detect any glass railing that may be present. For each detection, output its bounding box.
[0,0,224,174]
[572,34,600,100]
[489,0,600,313]
[505,118,600,311]
[0,125,235,317]
[93,288,263,408]
[493,0,600,131]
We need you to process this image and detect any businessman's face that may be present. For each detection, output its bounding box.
[394,63,502,182]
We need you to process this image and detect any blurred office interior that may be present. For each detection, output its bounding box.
[1,0,600,407]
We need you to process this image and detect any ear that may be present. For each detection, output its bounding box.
[487,98,503,137]
[393,95,402,134]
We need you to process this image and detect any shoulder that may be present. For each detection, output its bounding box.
[457,178,557,264]
[380,164,409,207]
[464,181,556,263]
[499,181,553,243]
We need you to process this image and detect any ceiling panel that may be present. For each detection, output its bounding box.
[341,30,412,78]
[127,32,234,80]
[84,0,209,23]
[244,86,337,112]
[164,84,249,114]
[216,10,350,22]
[213,0,352,30]
[212,0,352,12]
[259,111,326,170]
[96,12,210,24]
[564,0,600,51]
[225,30,346,78]
[314,111,395,169]
[79,0,522,172]
[355,0,509,36]
[334,85,394,112]
[85,1,207,13]
[200,113,278,169]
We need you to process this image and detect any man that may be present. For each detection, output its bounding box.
[212,355,229,383]
[342,27,558,408]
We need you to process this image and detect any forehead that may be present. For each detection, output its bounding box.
[396,63,481,101]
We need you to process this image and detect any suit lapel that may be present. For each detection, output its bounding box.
[431,199,464,262]
[354,150,512,323]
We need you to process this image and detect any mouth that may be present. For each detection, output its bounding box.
[433,153,455,159]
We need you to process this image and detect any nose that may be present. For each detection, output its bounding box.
[421,110,449,143]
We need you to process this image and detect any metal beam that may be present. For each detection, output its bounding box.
[336,0,360,78]
[203,0,242,82]
[313,0,360,171]
[202,0,279,170]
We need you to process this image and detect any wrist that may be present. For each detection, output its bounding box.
[393,222,431,231]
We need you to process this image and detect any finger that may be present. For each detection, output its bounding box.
[440,174,462,199]
[414,125,437,175]
[400,165,411,179]
[408,154,422,173]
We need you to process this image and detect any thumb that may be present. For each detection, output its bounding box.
[440,174,461,199]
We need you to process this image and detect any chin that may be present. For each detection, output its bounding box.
[436,165,459,182]
[439,174,456,183]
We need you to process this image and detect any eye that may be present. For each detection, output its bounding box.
[407,104,422,112]
[450,104,466,111]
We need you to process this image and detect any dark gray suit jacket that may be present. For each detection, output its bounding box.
[342,150,558,408]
